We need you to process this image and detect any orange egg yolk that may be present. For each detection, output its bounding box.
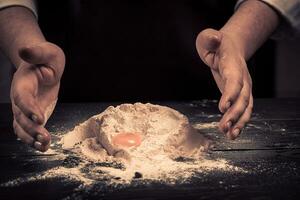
[112,132,142,148]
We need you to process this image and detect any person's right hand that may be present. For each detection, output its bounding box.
[11,42,65,152]
[196,28,253,140]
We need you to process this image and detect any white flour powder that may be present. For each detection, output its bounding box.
[55,103,243,184]
[1,103,246,189]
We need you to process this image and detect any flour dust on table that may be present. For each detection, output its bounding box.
[1,103,246,190]
[57,103,243,183]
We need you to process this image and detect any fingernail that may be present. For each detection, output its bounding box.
[233,128,240,137]
[36,134,44,143]
[34,141,42,149]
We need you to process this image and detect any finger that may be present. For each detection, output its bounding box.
[13,104,50,145]
[218,59,245,113]
[34,141,50,152]
[19,42,65,85]
[13,119,50,152]
[12,91,44,125]
[13,120,34,146]
[219,80,251,133]
[211,69,224,92]
[227,95,253,139]
[196,28,222,68]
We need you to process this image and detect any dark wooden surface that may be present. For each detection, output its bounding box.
[0,99,300,200]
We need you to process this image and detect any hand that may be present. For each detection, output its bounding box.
[11,42,65,151]
[196,28,253,139]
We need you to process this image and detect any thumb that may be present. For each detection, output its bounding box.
[19,42,65,85]
[196,28,222,67]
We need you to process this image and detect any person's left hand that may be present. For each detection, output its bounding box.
[10,42,65,151]
[196,28,253,139]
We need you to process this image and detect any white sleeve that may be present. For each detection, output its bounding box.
[235,0,300,38]
[0,0,37,18]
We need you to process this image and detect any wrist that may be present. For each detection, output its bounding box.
[219,0,279,61]
[0,7,46,67]
[219,29,247,60]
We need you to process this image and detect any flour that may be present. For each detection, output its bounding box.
[1,103,246,190]
[193,122,219,129]
[55,103,244,184]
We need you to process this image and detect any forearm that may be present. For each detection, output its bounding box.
[0,6,45,67]
[221,0,279,60]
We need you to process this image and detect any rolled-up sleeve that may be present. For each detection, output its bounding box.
[0,0,37,18]
[235,0,300,38]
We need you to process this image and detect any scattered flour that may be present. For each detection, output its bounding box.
[193,122,219,130]
[1,103,246,191]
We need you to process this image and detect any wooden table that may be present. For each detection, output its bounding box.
[0,99,299,200]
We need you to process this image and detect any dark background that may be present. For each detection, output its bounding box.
[37,0,275,102]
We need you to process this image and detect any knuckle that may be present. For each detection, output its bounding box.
[235,79,244,88]
[218,101,225,113]
[233,105,245,116]
[51,44,65,62]
[13,121,34,145]
[243,96,250,105]
[14,115,35,135]
[25,123,36,134]
[14,111,22,123]
[229,116,239,124]
[13,93,22,105]
[228,110,243,123]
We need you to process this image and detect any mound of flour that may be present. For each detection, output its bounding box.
[1,103,246,192]
[58,103,239,183]
[62,103,210,160]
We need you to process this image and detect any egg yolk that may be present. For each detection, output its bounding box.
[112,132,142,148]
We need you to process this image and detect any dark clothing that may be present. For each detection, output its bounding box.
[39,0,253,102]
